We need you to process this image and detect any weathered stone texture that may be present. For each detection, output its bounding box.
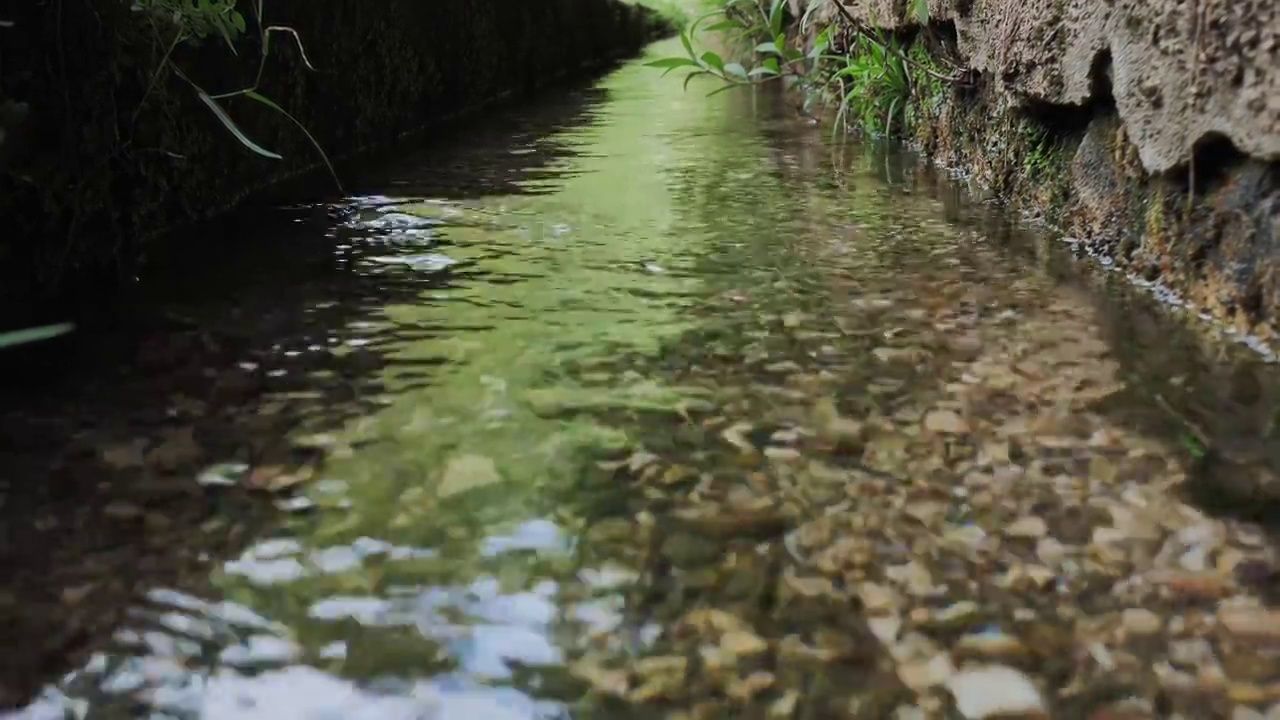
[818,0,1279,172]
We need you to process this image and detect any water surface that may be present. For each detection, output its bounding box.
[5,36,1280,720]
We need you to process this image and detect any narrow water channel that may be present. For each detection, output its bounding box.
[4,36,1280,720]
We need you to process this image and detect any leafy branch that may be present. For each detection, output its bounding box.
[133,0,342,191]
[645,0,966,139]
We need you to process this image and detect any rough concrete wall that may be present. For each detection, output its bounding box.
[815,0,1279,174]
[0,0,670,322]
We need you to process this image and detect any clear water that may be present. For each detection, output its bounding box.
[4,36,1280,720]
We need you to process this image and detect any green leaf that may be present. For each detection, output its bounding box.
[706,83,741,98]
[755,41,781,55]
[683,70,708,92]
[645,57,701,69]
[244,90,342,191]
[723,62,749,80]
[680,28,695,59]
[196,89,282,159]
[768,0,786,37]
[0,322,74,350]
[699,50,726,72]
[810,27,832,59]
[748,65,779,77]
[703,19,740,32]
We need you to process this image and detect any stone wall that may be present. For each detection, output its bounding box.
[0,0,670,324]
[805,0,1280,342]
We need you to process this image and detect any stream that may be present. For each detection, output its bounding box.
[4,36,1280,720]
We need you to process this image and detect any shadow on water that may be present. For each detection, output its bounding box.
[4,35,1280,720]
[887,155,1280,530]
[0,79,617,713]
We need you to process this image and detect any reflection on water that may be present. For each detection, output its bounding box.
[6,33,1280,720]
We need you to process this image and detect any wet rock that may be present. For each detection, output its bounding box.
[145,427,202,471]
[1120,608,1163,636]
[719,630,769,658]
[924,409,971,434]
[438,453,503,498]
[923,601,983,632]
[898,653,955,691]
[1218,607,1280,643]
[955,630,1032,662]
[946,665,1048,719]
[1147,570,1232,600]
[1006,516,1049,539]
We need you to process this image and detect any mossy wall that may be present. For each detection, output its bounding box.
[0,0,670,321]
[914,77,1280,343]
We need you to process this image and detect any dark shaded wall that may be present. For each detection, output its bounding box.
[0,0,670,323]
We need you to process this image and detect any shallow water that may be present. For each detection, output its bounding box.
[5,36,1280,720]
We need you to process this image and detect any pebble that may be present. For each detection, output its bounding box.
[1168,638,1215,667]
[1006,516,1049,539]
[1121,608,1163,636]
[1036,537,1067,564]
[720,630,769,658]
[1219,608,1280,642]
[924,409,971,434]
[1147,570,1231,599]
[954,630,1030,661]
[927,601,981,630]
[945,665,1048,719]
[898,653,955,690]
[858,582,899,614]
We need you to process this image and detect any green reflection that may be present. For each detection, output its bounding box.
[209,37,793,685]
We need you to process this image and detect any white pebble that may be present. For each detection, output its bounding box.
[946,665,1046,718]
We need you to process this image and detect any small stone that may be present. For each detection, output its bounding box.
[1092,527,1130,545]
[925,409,971,434]
[926,601,982,631]
[1036,537,1067,564]
[764,446,803,462]
[438,454,503,498]
[720,630,769,658]
[145,427,202,471]
[103,501,144,519]
[898,653,955,691]
[894,705,928,720]
[868,615,903,644]
[946,665,1047,719]
[770,691,800,719]
[954,630,1030,661]
[1168,638,1215,667]
[60,584,94,606]
[943,524,988,555]
[858,582,899,614]
[1121,608,1163,636]
[1227,682,1276,705]
[905,500,947,526]
[1180,545,1210,572]
[1005,516,1048,539]
[1147,570,1231,599]
[887,561,937,597]
[727,671,775,701]
[1219,608,1280,642]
